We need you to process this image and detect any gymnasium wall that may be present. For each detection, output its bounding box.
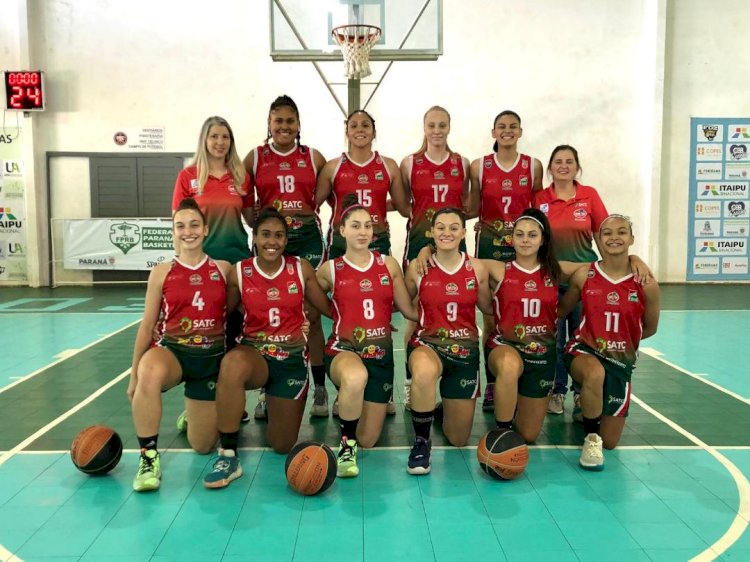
[3,0,749,285]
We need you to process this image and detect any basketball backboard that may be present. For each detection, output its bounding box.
[270,0,443,61]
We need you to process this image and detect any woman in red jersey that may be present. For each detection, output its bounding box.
[561,215,660,471]
[243,95,330,420]
[128,198,231,493]
[202,207,332,489]
[399,106,470,411]
[317,109,410,260]
[467,110,544,413]
[403,208,492,475]
[316,195,416,478]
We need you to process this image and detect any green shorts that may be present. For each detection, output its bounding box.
[484,339,556,399]
[476,236,514,261]
[239,339,309,400]
[162,343,221,401]
[286,223,324,269]
[324,349,394,404]
[327,231,391,260]
[407,340,480,400]
[565,341,633,417]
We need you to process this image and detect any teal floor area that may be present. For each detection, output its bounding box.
[0,285,749,561]
[0,448,747,561]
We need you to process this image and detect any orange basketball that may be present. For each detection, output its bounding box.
[476,429,529,480]
[70,425,123,475]
[285,440,336,495]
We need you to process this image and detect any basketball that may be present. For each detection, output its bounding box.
[70,425,123,475]
[285,440,336,495]
[476,429,529,481]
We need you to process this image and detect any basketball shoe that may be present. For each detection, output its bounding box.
[204,448,243,488]
[407,437,432,475]
[133,449,161,492]
[547,393,565,415]
[579,433,605,471]
[310,384,329,417]
[336,437,359,477]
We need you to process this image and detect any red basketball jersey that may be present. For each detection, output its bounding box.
[253,144,319,229]
[328,152,391,240]
[158,256,227,353]
[477,153,536,248]
[490,262,558,354]
[326,251,394,358]
[570,263,646,371]
[411,252,479,350]
[408,152,466,236]
[237,256,307,360]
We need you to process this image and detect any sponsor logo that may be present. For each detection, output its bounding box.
[243,266,253,276]
[0,208,22,232]
[523,342,547,355]
[696,164,723,179]
[723,220,748,237]
[502,179,512,189]
[522,160,529,169]
[353,327,366,344]
[360,278,373,292]
[288,281,298,294]
[287,262,295,275]
[382,382,393,392]
[697,239,747,255]
[698,182,748,199]
[210,271,220,281]
[701,124,720,141]
[287,378,306,387]
[357,174,369,184]
[445,282,459,295]
[539,203,549,214]
[379,274,390,285]
[177,335,211,348]
[524,280,537,291]
[608,395,626,405]
[6,242,23,256]
[628,290,639,302]
[694,202,722,218]
[573,208,587,220]
[513,323,549,339]
[730,126,750,139]
[267,287,280,300]
[484,159,492,169]
[260,343,290,360]
[465,278,476,290]
[587,269,595,278]
[693,258,720,274]
[698,220,718,236]
[335,260,344,270]
[279,162,291,170]
[360,344,386,360]
[596,337,627,353]
[726,201,748,218]
[78,257,110,266]
[179,317,193,332]
[520,177,529,187]
[109,222,140,254]
[544,276,553,287]
[728,144,749,161]
[375,171,384,181]
[696,144,723,160]
[297,159,307,168]
[606,292,620,304]
[445,344,471,358]
[459,377,477,388]
[451,168,459,177]
[434,171,445,180]
[726,162,750,179]
[189,274,202,285]
[190,178,199,192]
[286,216,304,230]
[721,257,749,274]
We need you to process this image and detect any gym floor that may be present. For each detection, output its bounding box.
[0,285,748,561]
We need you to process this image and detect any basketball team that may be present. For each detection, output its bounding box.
[127,97,661,492]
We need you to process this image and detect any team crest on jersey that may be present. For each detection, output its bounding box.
[451,167,460,176]
[360,279,373,292]
[380,274,390,285]
[587,269,595,278]
[434,171,445,180]
[544,276,553,287]
[522,160,529,169]
[607,292,620,304]
[287,262,295,275]
[262,147,271,156]
[484,158,492,169]
[288,282,298,294]
[502,179,512,190]
[445,282,459,295]
[358,174,369,184]
[228,184,238,195]
[539,203,549,214]
[189,274,202,285]
[574,209,587,219]
[375,171,384,181]
[190,179,199,192]
[376,255,385,265]
[524,280,537,291]
[416,157,424,165]
[335,260,344,270]
[628,290,639,302]
[297,159,307,168]
[520,177,529,187]
[210,271,220,281]
[267,287,281,300]
[465,260,473,272]
[243,266,253,277]
[279,162,291,170]
[465,278,476,290]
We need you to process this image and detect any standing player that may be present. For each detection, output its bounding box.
[400,106,470,410]
[203,207,331,489]
[404,208,492,475]
[316,196,416,478]
[128,198,230,492]
[243,95,330,420]
[467,110,543,412]
[317,109,410,260]
[560,214,660,470]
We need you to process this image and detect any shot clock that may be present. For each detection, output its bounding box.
[3,71,46,111]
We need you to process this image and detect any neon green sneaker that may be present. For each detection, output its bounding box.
[336,437,359,478]
[176,410,188,433]
[133,449,161,492]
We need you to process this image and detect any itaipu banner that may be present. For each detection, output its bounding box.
[688,118,750,280]
[63,218,175,270]
[0,127,28,282]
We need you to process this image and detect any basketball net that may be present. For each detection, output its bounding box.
[331,24,381,80]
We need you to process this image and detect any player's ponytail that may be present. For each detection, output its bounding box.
[174,197,206,224]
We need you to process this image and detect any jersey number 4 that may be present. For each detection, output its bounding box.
[192,291,205,311]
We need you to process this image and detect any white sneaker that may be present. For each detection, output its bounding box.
[579,433,605,471]
[254,390,267,420]
[310,384,329,417]
[547,393,565,415]
[404,380,412,411]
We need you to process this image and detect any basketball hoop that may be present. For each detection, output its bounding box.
[331,24,382,80]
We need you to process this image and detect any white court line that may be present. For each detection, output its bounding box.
[0,320,139,396]
[630,394,750,561]
[0,369,130,468]
[640,347,750,405]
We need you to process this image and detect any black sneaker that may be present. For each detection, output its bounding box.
[406,437,432,475]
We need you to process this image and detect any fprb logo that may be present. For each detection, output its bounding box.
[731,127,750,139]
[109,222,140,254]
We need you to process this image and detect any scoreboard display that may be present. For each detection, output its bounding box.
[3,71,46,111]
